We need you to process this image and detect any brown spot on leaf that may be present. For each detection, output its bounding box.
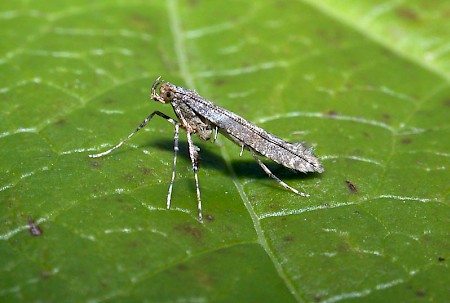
[90,160,101,168]
[177,264,188,271]
[123,173,135,182]
[327,110,338,117]
[55,119,66,126]
[268,203,279,210]
[396,7,419,21]
[337,241,352,253]
[128,14,152,30]
[415,290,425,297]
[175,223,203,240]
[128,240,140,248]
[195,270,214,287]
[438,256,445,262]
[282,235,294,242]
[40,270,53,279]
[187,0,198,6]
[140,166,154,176]
[214,78,226,86]
[362,131,372,138]
[401,138,412,144]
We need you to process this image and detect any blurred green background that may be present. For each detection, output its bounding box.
[0,0,449,302]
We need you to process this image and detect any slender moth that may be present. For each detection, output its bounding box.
[90,77,324,222]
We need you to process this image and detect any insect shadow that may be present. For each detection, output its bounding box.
[151,139,319,181]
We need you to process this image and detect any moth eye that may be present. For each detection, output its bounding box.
[166,91,172,98]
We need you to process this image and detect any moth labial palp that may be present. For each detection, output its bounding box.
[89,76,324,223]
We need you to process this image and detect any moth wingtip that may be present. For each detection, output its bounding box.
[315,165,325,173]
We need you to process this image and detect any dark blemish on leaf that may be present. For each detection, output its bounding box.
[438,256,445,262]
[353,148,364,155]
[140,166,155,176]
[282,235,294,242]
[128,14,152,30]
[128,240,140,249]
[401,138,412,144]
[175,223,203,240]
[268,203,279,210]
[443,99,450,107]
[315,29,343,47]
[362,131,372,138]
[415,290,425,297]
[55,119,66,126]
[314,295,322,302]
[327,110,338,118]
[382,113,391,120]
[90,160,101,168]
[177,264,188,271]
[103,98,115,104]
[337,241,351,253]
[396,7,419,21]
[346,180,358,193]
[187,0,198,7]
[28,217,43,236]
[205,214,215,222]
[195,271,214,287]
[422,234,431,243]
[123,173,135,182]
[40,270,53,279]
[214,78,226,86]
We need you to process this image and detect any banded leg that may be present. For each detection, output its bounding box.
[186,131,203,223]
[166,123,180,210]
[249,147,309,197]
[89,111,179,158]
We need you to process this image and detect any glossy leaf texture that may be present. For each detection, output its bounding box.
[0,1,449,302]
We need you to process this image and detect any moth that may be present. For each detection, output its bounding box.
[90,77,324,222]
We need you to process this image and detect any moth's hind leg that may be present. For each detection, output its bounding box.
[186,132,203,223]
[248,147,309,197]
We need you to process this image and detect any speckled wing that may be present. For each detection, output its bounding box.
[179,89,324,173]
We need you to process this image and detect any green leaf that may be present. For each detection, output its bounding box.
[1,0,448,302]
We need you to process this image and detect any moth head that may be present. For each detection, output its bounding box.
[159,82,176,103]
[151,76,175,104]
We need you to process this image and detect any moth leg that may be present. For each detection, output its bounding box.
[89,111,179,158]
[239,144,245,156]
[166,123,180,210]
[213,126,219,142]
[186,131,203,223]
[249,147,309,197]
